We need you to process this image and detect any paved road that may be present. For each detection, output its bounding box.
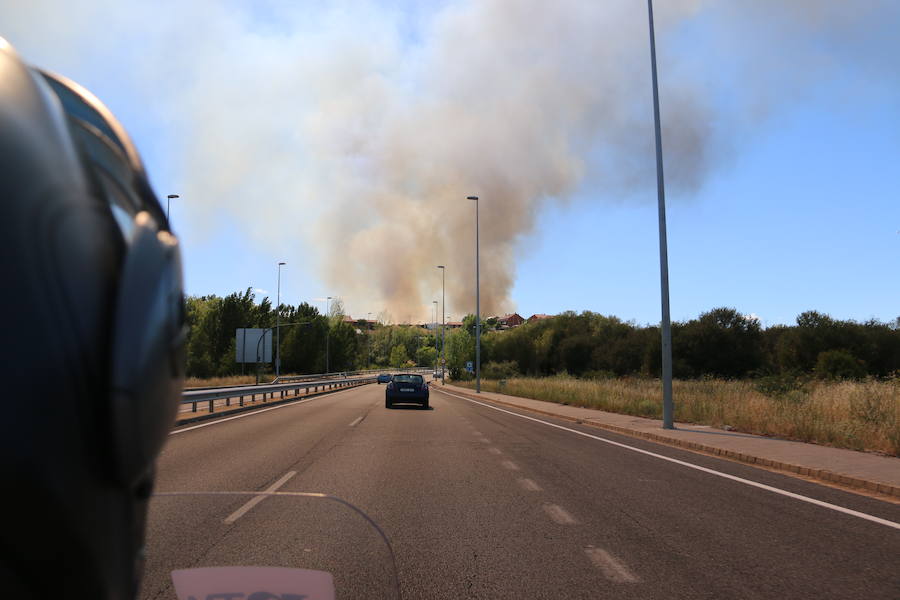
[142,383,900,599]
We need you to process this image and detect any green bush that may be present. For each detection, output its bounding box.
[814,350,866,380]
[482,360,519,380]
[755,372,805,397]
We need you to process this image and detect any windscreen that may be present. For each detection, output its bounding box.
[392,375,422,385]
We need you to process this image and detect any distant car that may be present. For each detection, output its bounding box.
[385,373,429,409]
[377,373,392,384]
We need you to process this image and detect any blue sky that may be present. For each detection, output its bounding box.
[4,1,899,327]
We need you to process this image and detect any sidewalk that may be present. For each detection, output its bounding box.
[437,383,900,500]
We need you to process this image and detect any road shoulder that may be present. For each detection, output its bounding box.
[433,382,900,501]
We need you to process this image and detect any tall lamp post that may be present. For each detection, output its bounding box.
[367,312,373,368]
[647,0,674,429]
[276,261,286,378]
[437,265,446,384]
[166,194,179,222]
[432,300,438,373]
[467,196,480,393]
[324,296,332,373]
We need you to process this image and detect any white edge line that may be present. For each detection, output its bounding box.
[171,384,366,435]
[349,416,364,427]
[224,471,296,524]
[435,389,900,531]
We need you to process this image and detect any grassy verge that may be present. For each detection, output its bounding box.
[456,376,900,456]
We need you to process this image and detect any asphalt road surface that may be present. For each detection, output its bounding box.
[142,383,900,599]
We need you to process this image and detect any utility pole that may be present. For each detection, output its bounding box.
[648,0,674,429]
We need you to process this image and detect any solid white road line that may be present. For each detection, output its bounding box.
[224,471,296,524]
[585,547,640,583]
[171,385,365,435]
[500,459,520,471]
[477,437,491,444]
[518,478,543,492]
[435,389,900,532]
[543,503,577,525]
[348,416,364,427]
[488,447,503,455]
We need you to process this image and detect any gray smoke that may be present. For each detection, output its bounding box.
[4,0,897,320]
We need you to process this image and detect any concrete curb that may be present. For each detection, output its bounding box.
[173,381,372,427]
[437,385,900,499]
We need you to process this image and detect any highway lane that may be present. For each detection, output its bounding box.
[142,382,900,599]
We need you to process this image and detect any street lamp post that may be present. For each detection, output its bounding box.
[432,300,438,373]
[166,194,179,222]
[647,0,674,429]
[467,196,480,393]
[276,262,286,378]
[367,312,373,367]
[437,265,445,384]
[325,296,332,373]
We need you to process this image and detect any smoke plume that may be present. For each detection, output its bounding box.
[4,0,897,321]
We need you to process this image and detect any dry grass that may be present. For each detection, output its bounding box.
[184,375,260,388]
[457,376,900,456]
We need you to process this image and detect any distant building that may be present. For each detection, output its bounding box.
[445,321,463,329]
[497,313,525,328]
[343,316,378,330]
[528,313,553,322]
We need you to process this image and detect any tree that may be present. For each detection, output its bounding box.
[814,350,866,380]
[416,346,437,368]
[390,344,409,368]
[446,328,474,378]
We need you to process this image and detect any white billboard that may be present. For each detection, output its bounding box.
[236,328,272,363]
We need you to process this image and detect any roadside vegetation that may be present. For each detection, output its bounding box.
[456,376,900,456]
[183,290,900,454]
[441,308,900,456]
[184,288,440,378]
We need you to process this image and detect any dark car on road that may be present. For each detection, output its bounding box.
[377,373,392,384]
[385,373,429,409]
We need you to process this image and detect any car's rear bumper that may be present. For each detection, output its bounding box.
[386,392,429,403]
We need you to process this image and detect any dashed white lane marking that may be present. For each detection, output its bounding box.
[518,478,543,492]
[224,471,296,524]
[488,447,503,455]
[435,389,900,532]
[477,437,491,444]
[585,547,640,583]
[471,429,483,436]
[171,385,365,435]
[500,459,520,471]
[348,416,364,427]
[543,503,577,525]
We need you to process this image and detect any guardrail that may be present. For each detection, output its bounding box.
[180,375,377,414]
[273,367,431,384]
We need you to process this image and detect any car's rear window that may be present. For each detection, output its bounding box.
[393,375,423,384]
